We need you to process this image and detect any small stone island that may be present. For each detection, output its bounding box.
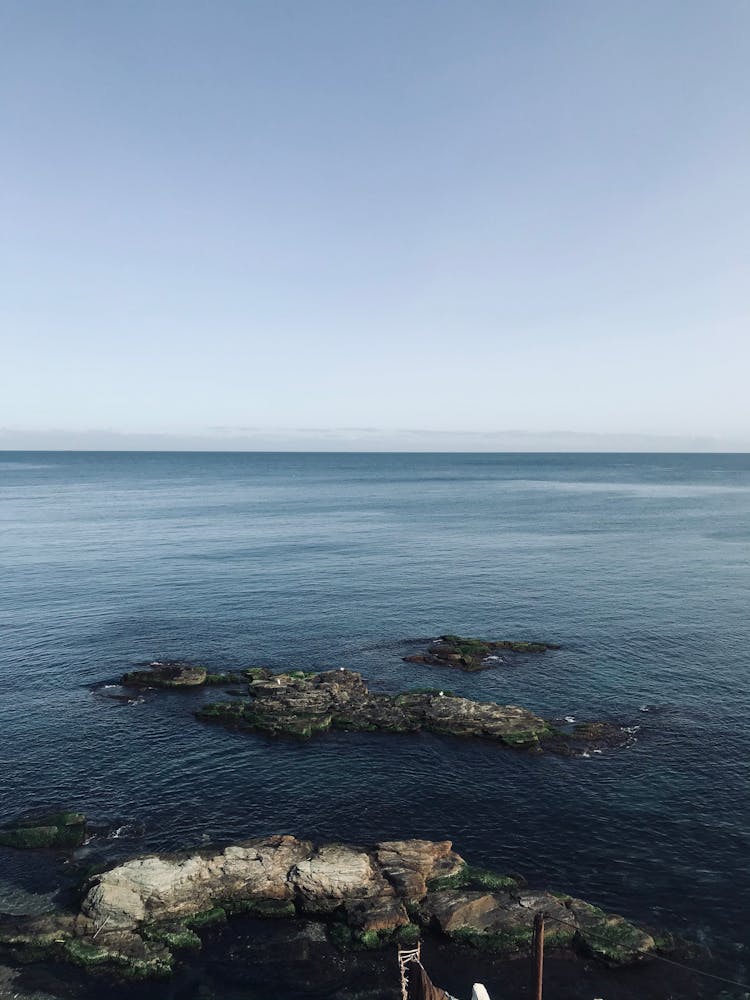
[123,663,627,754]
[0,836,659,979]
[404,635,561,672]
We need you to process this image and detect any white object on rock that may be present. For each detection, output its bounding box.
[471,985,491,1000]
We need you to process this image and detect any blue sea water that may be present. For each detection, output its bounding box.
[1,451,749,997]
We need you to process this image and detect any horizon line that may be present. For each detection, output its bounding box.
[2,448,749,456]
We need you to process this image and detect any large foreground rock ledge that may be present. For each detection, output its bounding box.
[0,836,656,979]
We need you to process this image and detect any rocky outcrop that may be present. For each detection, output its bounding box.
[404,635,560,672]
[122,664,208,688]
[0,811,86,850]
[0,837,656,978]
[122,663,257,688]
[196,668,627,754]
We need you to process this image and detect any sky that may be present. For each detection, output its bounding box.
[1,1,748,451]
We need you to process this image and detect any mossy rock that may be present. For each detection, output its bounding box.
[440,636,492,659]
[406,635,559,671]
[60,936,173,978]
[327,922,353,950]
[142,925,202,951]
[0,811,86,849]
[184,907,227,929]
[327,917,420,953]
[450,924,534,954]
[248,712,334,738]
[62,938,114,967]
[196,666,616,757]
[397,923,421,946]
[245,667,272,681]
[500,725,555,749]
[122,665,207,688]
[357,929,383,950]
[426,864,519,893]
[394,690,458,706]
[575,915,654,963]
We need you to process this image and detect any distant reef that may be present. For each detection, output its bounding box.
[404,635,560,672]
[0,835,660,979]
[123,663,628,755]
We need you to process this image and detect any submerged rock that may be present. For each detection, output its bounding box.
[0,836,657,978]
[196,668,627,754]
[0,811,86,850]
[404,635,560,672]
[122,664,208,688]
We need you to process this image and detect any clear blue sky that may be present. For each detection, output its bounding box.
[2,1,748,449]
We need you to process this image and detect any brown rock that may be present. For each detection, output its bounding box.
[423,890,500,933]
[344,896,409,932]
[377,839,463,902]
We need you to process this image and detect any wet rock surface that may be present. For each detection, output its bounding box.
[404,635,561,671]
[121,663,256,689]
[0,837,657,979]
[194,668,629,754]
[122,664,208,688]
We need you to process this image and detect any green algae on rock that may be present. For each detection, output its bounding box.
[426,863,522,893]
[195,667,626,755]
[404,634,561,671]
[0,811,87,850]
[0,836,658,979]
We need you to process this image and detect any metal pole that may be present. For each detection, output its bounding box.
[533,911,545,1000]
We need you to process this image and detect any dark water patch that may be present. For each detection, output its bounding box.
[3,920,745,1000]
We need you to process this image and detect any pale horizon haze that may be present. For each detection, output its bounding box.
[2,1,749,451]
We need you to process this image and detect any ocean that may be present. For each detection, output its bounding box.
[1,451,749,999]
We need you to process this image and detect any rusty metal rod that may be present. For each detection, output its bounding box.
[533,911,545,1000]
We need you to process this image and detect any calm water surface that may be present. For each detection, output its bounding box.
[1,452,749,998]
